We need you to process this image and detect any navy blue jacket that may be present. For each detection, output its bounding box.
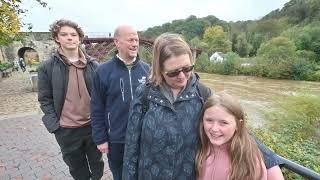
[91,56,150,145]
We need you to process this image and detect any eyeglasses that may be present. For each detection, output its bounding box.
[164,65,194,77]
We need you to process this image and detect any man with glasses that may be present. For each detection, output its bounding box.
[91,25,150,180]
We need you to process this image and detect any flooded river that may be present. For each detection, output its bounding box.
[198,72,320,128]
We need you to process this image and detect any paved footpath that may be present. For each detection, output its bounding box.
[0,70,112,179]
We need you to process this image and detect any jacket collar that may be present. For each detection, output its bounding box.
[53,48,95,65]
[113,54,141,68]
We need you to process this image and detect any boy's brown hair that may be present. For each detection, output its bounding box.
[49,19,85,44]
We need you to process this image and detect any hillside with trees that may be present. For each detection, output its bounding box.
[140,0,320,81]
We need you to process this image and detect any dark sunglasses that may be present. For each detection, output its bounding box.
[164,65,194,77]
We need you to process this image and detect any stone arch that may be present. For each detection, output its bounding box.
[17,47,40,66]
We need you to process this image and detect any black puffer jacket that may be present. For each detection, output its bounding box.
[37,52,98,133]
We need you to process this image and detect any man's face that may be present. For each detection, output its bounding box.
[55,26,80,51]
[114,28,139,60]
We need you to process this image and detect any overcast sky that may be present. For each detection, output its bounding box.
[21,0,290,34]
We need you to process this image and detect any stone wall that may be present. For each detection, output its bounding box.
[0,48,7,63]
[1,32,57,63]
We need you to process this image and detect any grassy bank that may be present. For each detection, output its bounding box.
[254,92,320,179]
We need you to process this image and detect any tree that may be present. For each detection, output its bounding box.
[203,25,231,54]
[247,33,265,56]
[234,33,252,57]
[0,0,20,45]
[195,52,210,72]
[0,0,48,45]
[257,36,296,78]
[190,36,208,50]
[221,52,238,75]
[179,17,206,41]
[295,26,320,61]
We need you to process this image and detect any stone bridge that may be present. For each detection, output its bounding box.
[0,32,202,64]
[0,32,56,64]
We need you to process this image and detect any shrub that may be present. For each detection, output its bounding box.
[195,52,210,72]
[0,62,14,71]
[254,92,320,179]
[307,70,320,81]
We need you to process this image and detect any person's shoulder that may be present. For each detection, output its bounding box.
[87,58,99,68]
[136,59,150,72]
[39,56,56,69]
[137,58,149,66]
[100,57,117,66]
[95,58,117,72]
[135,82,150,98]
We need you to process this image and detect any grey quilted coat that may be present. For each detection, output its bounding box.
[122,74,210,180]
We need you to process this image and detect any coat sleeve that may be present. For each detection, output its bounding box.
[253,135,283,169]
[122,84,145,180]
[90,68,109,145]
[37,62,60,133]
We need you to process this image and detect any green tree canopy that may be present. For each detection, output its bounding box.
[257,36,296,78]
[190,36,208,50]
[0,0,48,45]
[234,33,252,57]
[203,25,231,54]
[0,0,20,45]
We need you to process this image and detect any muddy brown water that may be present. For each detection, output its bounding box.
[1,71,320,127]
[198,72,320,128]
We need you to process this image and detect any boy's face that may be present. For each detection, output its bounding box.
[55,26,80,51]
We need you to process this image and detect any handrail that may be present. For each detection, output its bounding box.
[253,136,320,179]
[276,155,320,180]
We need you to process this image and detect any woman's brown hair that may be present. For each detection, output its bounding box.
[149,33,192,85]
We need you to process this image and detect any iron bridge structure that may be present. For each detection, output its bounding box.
[83,37,202,62]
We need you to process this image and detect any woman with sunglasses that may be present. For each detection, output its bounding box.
[122,33,211,179]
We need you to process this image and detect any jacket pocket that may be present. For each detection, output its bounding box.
[42,113,60,133]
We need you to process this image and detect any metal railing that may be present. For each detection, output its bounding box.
[276,155,320,180]
[254,136,320,179]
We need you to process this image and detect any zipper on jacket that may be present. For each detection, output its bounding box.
[120,78,125,101]
[107,112,111,134]
[128,69,134,100]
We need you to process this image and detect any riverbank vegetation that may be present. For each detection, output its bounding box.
[254,92,320,179]
[140,0,320,81]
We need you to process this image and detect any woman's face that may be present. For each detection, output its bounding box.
[203,105,237,147]
[161,54,193,90]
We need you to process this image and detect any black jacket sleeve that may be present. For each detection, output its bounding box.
[37,61,60,133]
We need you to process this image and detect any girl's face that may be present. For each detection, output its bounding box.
[203,105,237,147]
